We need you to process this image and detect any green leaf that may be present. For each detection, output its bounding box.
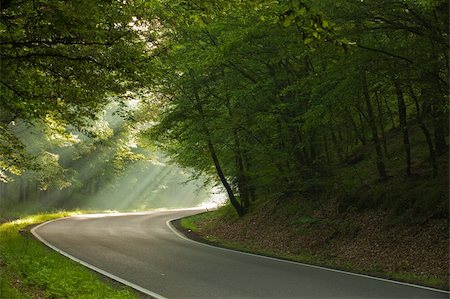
[283,15,294,27]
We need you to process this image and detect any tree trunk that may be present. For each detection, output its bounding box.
[383,95,396,129]
[346,109,366,145]
[243,150,257,203]
[335,126,346,157]
[431,104,447,155]
[361,71,387,180]
[225,96,250,209]
[430,43,448,155]
[309,132,317,162]
[292,126,306,167]
[323,134,331,163]
[375,91,388,156]
[233,127,250,209]
[193,92,245,216]
[330,128,343,162]
[393,77,412,176]
[410,86,438,177]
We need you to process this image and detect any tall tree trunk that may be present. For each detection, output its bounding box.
[193,92,245,216]
[361,71,387,180]
[346,108,366,145]
[375,91,388,156]
[323,134,331,163]
[393,77,412,176]
[295,128,309,167]
[268,63,302,178]
[242,150,257,203]
[224,98,250,209]
[356,107,370,142]
[330,128,343,162]
[334,124,347,158]
[309,132,317,162]
[233,127,250,209]
[292,125,306,167]
[410,86,438,177]
[343,120,353,155]
[383,95,396,129]
[430,42,448,155]
[431,103,447,155]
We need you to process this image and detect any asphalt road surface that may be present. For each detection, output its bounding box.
[32,209,448,299]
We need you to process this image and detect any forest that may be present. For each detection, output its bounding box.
[2,0,447,218]
[0,0,449,296]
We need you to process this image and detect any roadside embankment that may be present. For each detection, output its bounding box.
[178,200,449,291]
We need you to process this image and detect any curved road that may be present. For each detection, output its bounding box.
[32,209,448,298]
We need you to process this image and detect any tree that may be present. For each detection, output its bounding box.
[0,0,148,180]
[139,0,448,216]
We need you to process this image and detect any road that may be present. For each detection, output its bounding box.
[32,209,448,299]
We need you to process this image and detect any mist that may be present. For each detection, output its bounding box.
[0,101,226,218]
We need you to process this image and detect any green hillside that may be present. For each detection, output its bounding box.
[180,124,449,289]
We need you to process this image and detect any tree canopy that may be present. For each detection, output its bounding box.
[139,0,448,215]
[0,0,148,180]
[1,0,448,217]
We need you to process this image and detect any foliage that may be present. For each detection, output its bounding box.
[1,0,448,219]
[0,0,148,180]
[141,0,448,216]
[0,1,447,293]
[179,187,448,289]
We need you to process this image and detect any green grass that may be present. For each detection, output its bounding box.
[0,266,31,299]
[388,272,443,288]
[180,204,241,233]
[0,211,139,299]
[180,216,200,232]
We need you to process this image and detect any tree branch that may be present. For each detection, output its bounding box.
[0,80,28,98]
[356,44,414,64]
[0,52,109,68]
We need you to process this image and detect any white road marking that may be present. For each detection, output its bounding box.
[166,217,449,295]
[31,215,167,299]
[28,211,448,298]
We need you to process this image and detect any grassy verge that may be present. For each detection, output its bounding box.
[0,211,139,299]
[179,207,447,290]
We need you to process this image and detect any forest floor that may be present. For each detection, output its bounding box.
[178,200,448,290]
[179,127,449,291]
